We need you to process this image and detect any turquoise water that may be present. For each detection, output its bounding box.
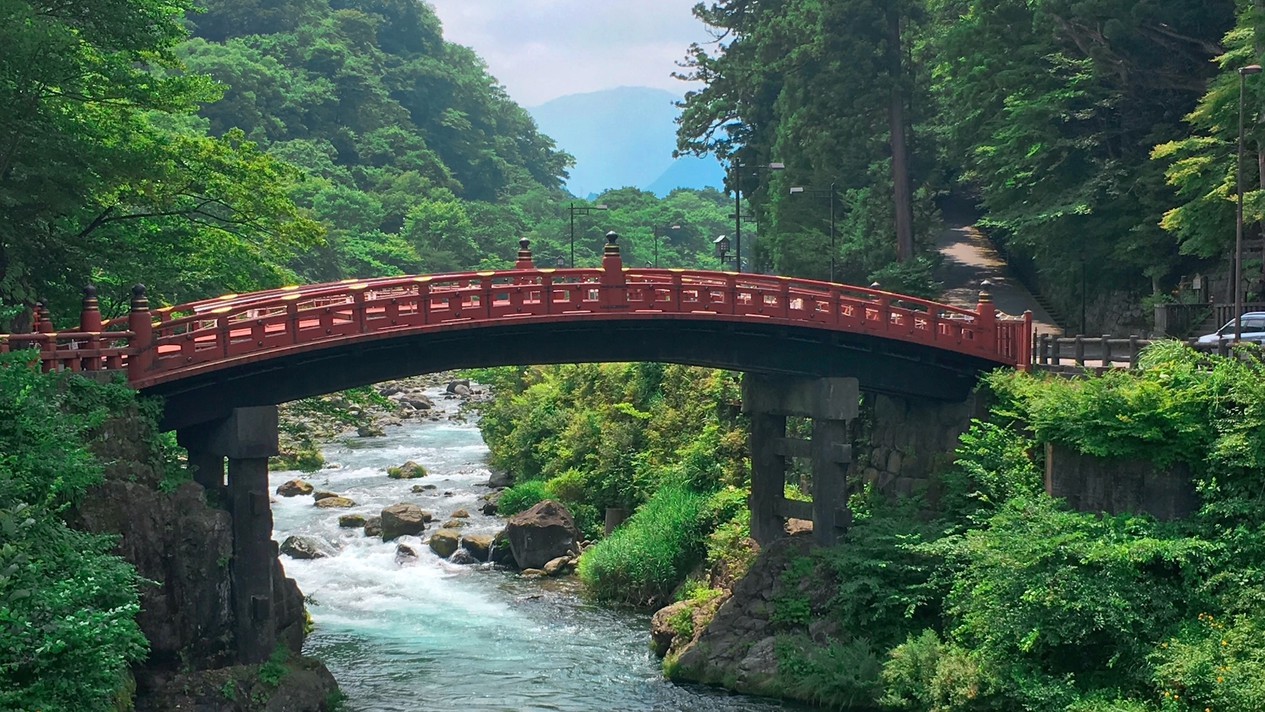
[270,388,799,712]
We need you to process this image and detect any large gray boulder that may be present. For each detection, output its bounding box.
[380,503,427,542]
[504,499,581,570]
[280,535,326,560]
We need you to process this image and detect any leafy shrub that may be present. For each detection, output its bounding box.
[577,484,710,606]
[497,479,551,515]
[938,419,1042,524]
[775,634,885,709]
[929,496,1208,708]
[0,355,148,709]
[1151,613,1265,712]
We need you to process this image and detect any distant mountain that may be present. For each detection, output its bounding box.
[528,86,725,197]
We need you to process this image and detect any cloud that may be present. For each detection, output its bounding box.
[425,0,709,105]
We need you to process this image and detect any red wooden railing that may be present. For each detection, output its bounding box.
[9,238,1032,388]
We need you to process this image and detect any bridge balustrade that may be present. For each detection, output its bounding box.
[20,236,1033,387]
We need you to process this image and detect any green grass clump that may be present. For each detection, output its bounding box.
[498,480,551,515]
[577,484,710,607]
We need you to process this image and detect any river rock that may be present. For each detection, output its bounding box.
[379,384,403,397]
[357,423,386,438]
[363,516,382,537]
[428,529,461,558]
[520,568,545,578]
[280,535,326,560]
[489,528,516,567]
[651,601,693,657]
[395,544,418,562]
[479,491,502,515]
[440,519,466,529]
[412,484,437,492]
[460,534,495,562]
[313,490,338,501]
[380,503,428,541]
[387,460,428,479]
[315,496,355,508]
[542,556,573,576]
[446,379,471,395]
[448,548,478,565]
[505,499,581,570]
[485,470,513,488]
[450,508,470,518]
[276,479,313,497]
[399,395,433,411]
[338,514,367,528]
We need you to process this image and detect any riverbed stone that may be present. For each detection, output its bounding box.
[395,544,418,561]
[460,534,495,562]
[449,548,478,565]
[428,529,461,558]
[280,535,326,560]
[489,528,516,567]
[380,503,428,541]
[505,499,582,570]
[412,484,437,492]
[440,518,466,529]
[363,516,382,537]
[450,508,470,519]
[542,556,572,576]
[338,514,367,528]
[315,496,355,509]
[651,601,693,657]
[387,460,427,479]
[357,423,385,438]
[312,490,338,501]
[276,479,313,497]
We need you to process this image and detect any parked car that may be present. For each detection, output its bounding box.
[1195,312,1265,349]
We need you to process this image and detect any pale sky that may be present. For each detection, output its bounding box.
[425,0,711,106]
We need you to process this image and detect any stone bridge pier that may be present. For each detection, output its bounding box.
[176,406,280,664]
[743,375,859,547]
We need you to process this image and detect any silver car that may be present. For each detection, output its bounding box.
[1196,312,1265,348]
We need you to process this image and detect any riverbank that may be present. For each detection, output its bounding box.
[269,380,801,711]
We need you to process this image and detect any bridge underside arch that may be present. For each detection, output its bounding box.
[149,317,1000,431]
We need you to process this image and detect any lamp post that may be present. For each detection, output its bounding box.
[729,159,785,272]
[568,202,609,268]
[1236,64,1262,342]
[789,183,838,282]
[651,224,682,268]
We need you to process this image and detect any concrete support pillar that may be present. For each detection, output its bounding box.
[749,413,788,545]
[743,375,858,547]
[811,418,852,546]
[228,455,275,664]
[176,406,279,664]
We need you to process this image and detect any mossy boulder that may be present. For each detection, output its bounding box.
[387,461,428,479]
[276,479,313,497]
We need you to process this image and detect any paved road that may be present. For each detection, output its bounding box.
[936,223,1063,336]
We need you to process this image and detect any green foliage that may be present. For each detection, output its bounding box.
[0,356,148,710]
[775,634,886,710]
[1152,613,1265,711]
[497,480,551,516]
[577,484,711,607]
[938,419,1042,523]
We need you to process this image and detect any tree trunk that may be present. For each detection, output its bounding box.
[888,7,915,262]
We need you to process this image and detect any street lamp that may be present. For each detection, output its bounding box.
[651,224,682,268]
[729,159,785,272]
[568,202,609,268]
[789,183,838,282]
[714,235,735,267]
[1236,64,1262,342]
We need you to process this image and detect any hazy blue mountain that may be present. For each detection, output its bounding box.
[528,86,725,197]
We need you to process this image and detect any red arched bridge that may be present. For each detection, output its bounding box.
[5,236,1031,430]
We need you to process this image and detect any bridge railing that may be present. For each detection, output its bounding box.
[24,237,1033,386]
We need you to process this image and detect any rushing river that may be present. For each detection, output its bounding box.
[270,386,799,712]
